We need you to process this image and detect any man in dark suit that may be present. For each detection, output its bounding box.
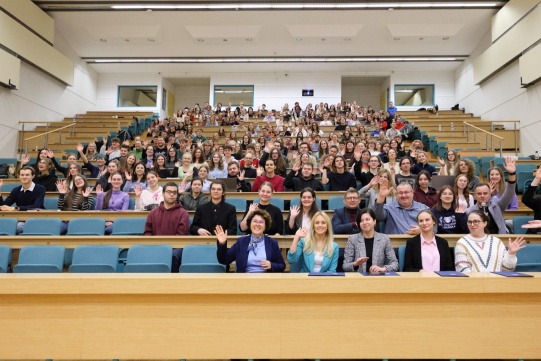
[190,180,237,236]
[331,188,362,235]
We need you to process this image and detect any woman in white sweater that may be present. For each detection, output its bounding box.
[134,170,163,211]
[454,210,525,273]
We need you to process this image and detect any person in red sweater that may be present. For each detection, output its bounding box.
[144,181,190,272]
[251,159,285,192]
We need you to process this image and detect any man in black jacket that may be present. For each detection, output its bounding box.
[284,162,323,191]
[227,162,252,192]
[190,180,237,236]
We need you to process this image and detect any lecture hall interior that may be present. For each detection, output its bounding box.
[1,0,541,360]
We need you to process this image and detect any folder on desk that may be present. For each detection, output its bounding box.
[491,271,533,277]
[308,272,345,276]
[435,271,468,277]
[360,272,399,276]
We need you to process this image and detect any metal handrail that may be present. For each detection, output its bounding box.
[463,121,504,156]
[20,123,76,157]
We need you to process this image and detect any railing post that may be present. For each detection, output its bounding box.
[486,134,488,150]
[44,124,49,148]
[499,140,502,157]
[19,123,25,160]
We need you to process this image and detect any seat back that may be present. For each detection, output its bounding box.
[254,197,284,210]
[513,216,534,235]
[179,245,226,273]
[0,218,18,235]
[111,218,146,235]
[67,218,106,235]
[328,196,344,211]
[124,245,172,273]
[515,244,541,272]
[225,198,246,211]
[43,197,58,210]
[398,245,406,272]
[21,218,62,235]
[69,245,119,273]
[0,245,12,273]
[13,245,65,273]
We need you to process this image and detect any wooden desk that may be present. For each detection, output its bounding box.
[0,273,539,360]
[2,234,541,250]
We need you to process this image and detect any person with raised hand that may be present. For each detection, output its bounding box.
[216,209,285,273]
[287,211,339,273]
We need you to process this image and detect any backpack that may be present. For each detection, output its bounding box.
[0,164,8,178]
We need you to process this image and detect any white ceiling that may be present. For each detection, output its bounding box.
[34,1,503,82]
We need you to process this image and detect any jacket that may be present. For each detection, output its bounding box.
[404,235,454,272]
[144,202,190,235]
[342,232,399,272]
[287,239,339,273]
[217,235,285,273]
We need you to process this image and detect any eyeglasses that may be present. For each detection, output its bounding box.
[345,197,359,201]
[467,220,483,225]
[397,191,412,195]
[252,220,265,225]
[164,190,178,195]
[74,178,84,182]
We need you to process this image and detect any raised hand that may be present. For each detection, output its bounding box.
[437,156,445,166]
[370,175,380,187]
[488,180,497,195]
[82,187,91,197]
[294,226,307,239]
[522,220,541,229]
[77,143,84,153]
[46,150,54,158]
[215,225,228,244]
[503,156,516,174]
[178,183,186,194]
[353,256,369,267]
[124,171,132,181]
[238,170,245,181]
[292,161,301,173]
[248,202,259,214]
[134,184,142,198]
[456,203,466,213]
[507,236,526,255]
[56,180,67,194]
[256,167,265,177]
[106,146,113,155]
[95,184,103,195]
[290,205,301,219]
[22,155,30,164]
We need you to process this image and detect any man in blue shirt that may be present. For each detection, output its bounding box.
[387,101,398,117]
[373,181,427,235]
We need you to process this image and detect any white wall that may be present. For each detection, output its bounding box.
[0,31,98,158]
[174,82,210,112]
[390,71,455,110]
[210,72,341,111]
[96,73,162,113]
[341,85,381,109]
[455,30,541,156]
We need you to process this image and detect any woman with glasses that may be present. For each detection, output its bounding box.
[454,210,526,273]
[56,175,93,234]
[404,210,454,272]
[342,208,399,273]
[287,211,339,273]
[216,209,285,273]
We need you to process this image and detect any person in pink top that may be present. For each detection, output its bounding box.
[404,210,453,272]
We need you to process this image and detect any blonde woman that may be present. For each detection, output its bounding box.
[358,169,397,208]
[287,211,339,273]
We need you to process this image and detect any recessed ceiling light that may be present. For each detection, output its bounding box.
[223,39,228,42]
[148,38,155,42]
[197,39,204,43]
[419,37,424,40]
[394,37,400,41]
[344,38,351,41]
[321,38,326,41]
[443,37,450,40]
[99,38,107,42]
[296,38,303,42]
[246,38,253,42]
[124,39,130,42]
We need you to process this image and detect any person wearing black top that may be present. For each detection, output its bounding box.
[284,163,323,191]
[34,158,58,192]
[239,182,284,236]
[190,180,237,236]
[227,162,252,192]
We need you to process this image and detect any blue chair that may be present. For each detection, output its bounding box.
[0,245,12,273]
[128,197,135,210]
[21,218,62,235]
[398,245,406,272]
[13,245,65,273]
[513,216,534,235]
[0,183,20,192]
[67,218,106,235]
[328,196,344,211]
[225,198,247,211]
[0,218,17,235]
[124,245,172,273]
[69,245,119,273]
[111,218,146,235]
[515,244,541,272]
[517,172,534,193]
[289,197,322,210]
[253,197,284,210]
[43,197,58,210]
[179,245,226,273]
